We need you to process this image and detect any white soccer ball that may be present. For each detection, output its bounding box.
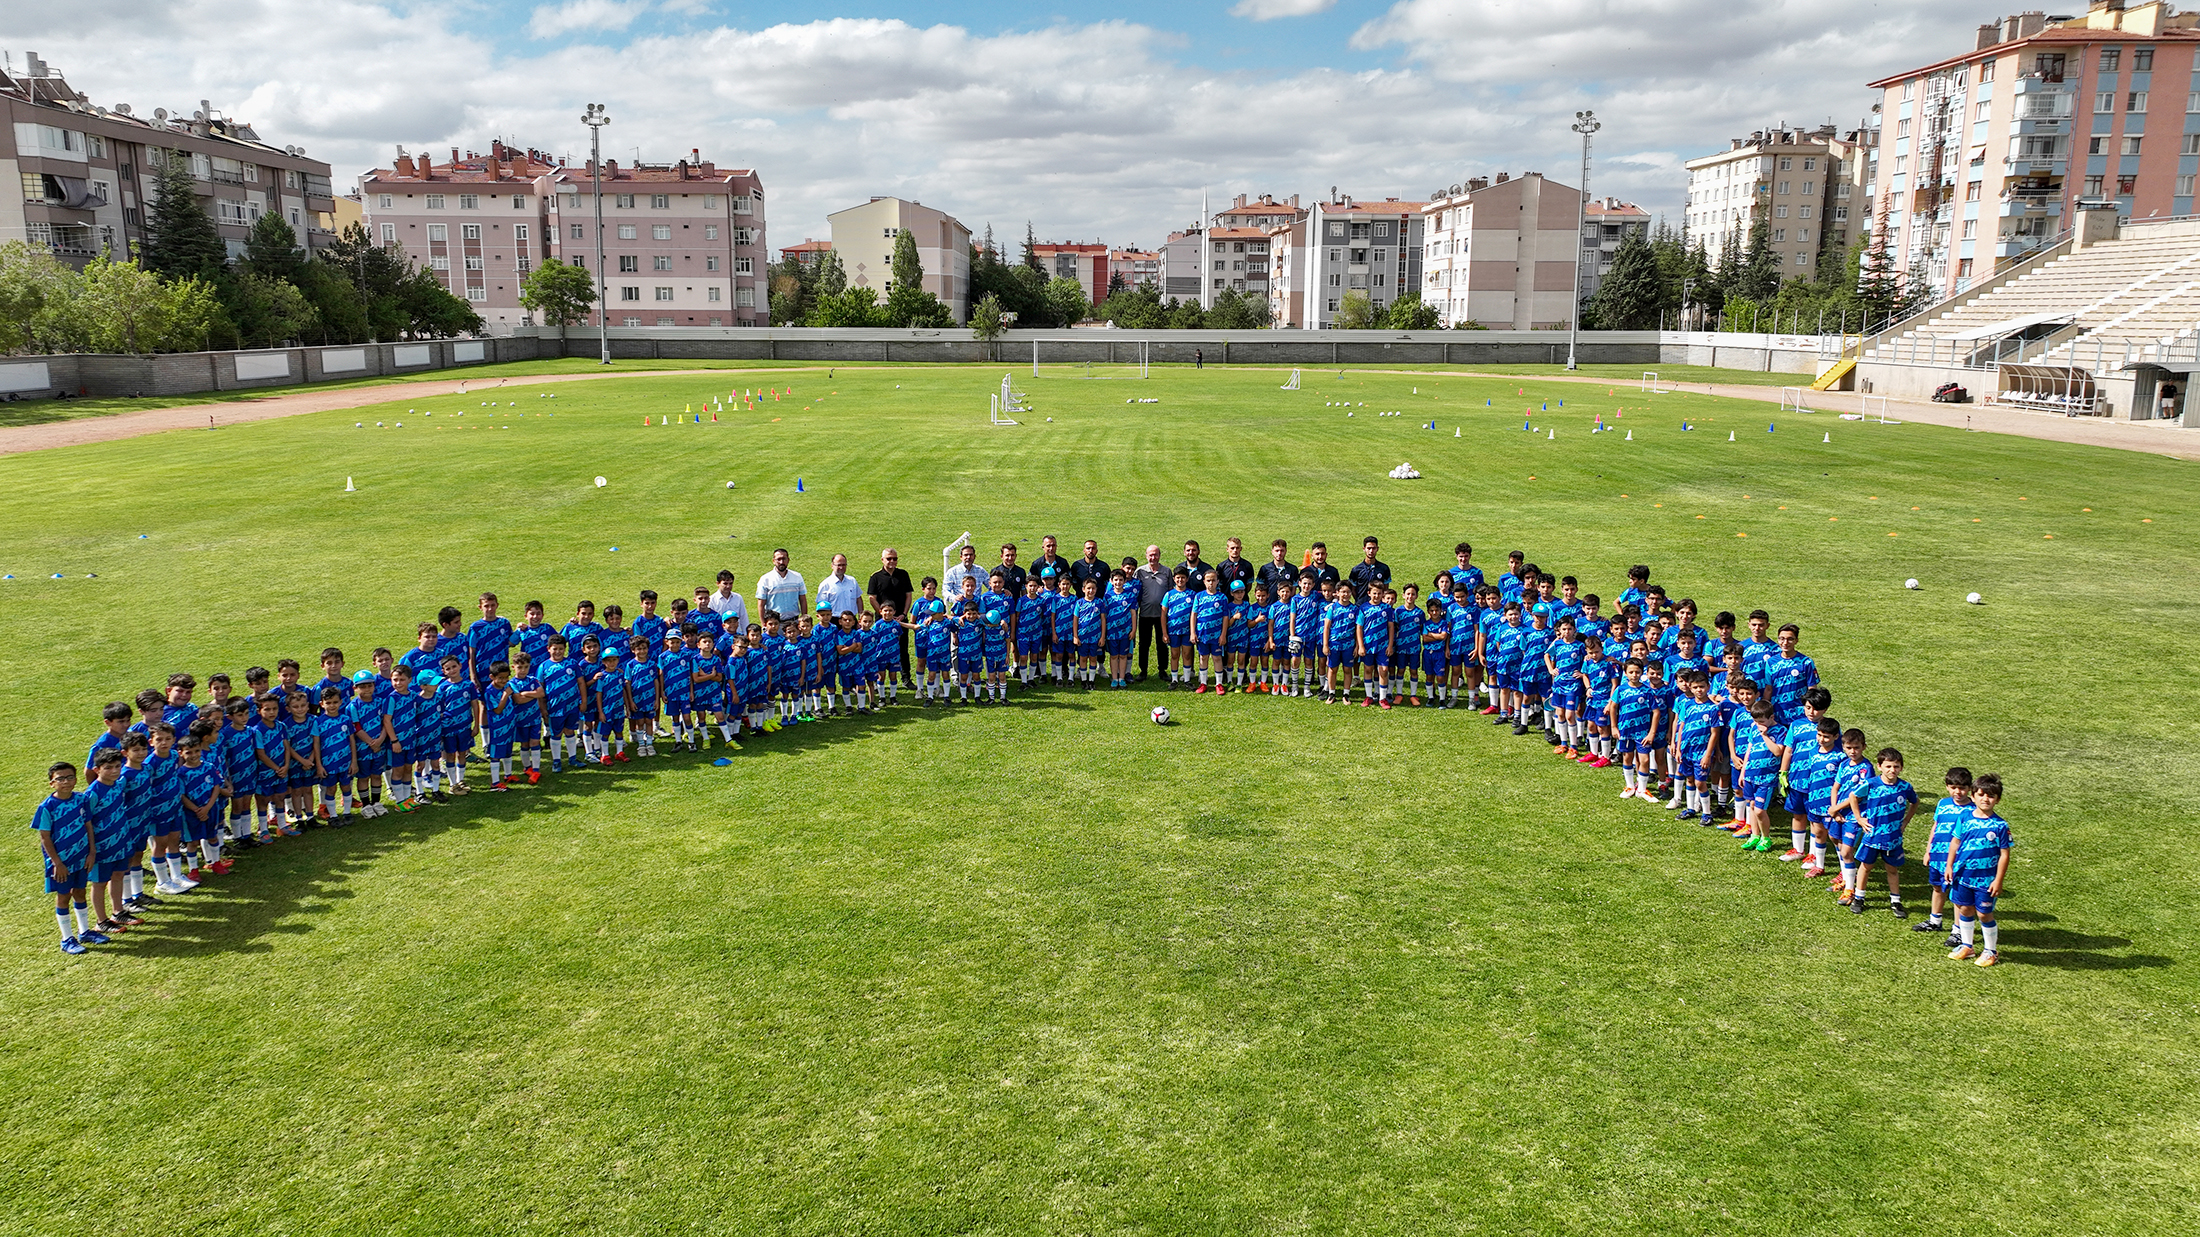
[1150,705,1171,726]
[1046,417,1053,422]
[594,476,608,488]
[1966,592,1983,605]
[1904,578,1919,590]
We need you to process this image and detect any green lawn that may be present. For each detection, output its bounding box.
[1,365,2194,1234]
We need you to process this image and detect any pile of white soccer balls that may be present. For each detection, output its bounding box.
[1389,461,1422,480]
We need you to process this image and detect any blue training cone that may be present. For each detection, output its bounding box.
[795,477,804,492]
[1768,422,1776,432]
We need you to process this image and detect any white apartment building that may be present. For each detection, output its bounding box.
[1419,172,1585,329]
[1269,195,1427,327]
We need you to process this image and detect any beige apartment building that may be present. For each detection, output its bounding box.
[1029,242,1112,310]
[825,197,972,323]
[1684,126,1847,277]
[1418,172,1587,329]
[1110,247,1160,289]
[2,52,334,267]
[1265,195,1428,327]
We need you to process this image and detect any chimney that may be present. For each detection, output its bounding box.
[691,148,700,163]
[1977,22,2000,48]
[2017,10,2046,37]
[491,139,505,159]
[1495,171,1510,183]
[450,147,460,166]
[1290,194,1299,207]
[676,159,688,179]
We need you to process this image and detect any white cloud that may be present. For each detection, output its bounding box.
[1229,0,1337,19]
[529,0,653,40]
[12,2,1988,254]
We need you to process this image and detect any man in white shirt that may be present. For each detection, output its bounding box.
[707,569,749,633]
[815,554,864,617]
[756,548,808,621]
[942,543,986,601]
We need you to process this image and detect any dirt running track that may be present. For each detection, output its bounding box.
[1,364,2192,459]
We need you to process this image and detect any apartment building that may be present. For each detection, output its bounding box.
[1684,126,1844,276]
[779,238,832,269]
[824,197,971,322]
[1204,227,1274,300]
[1110,247,1160,288]
[1419,172,1585,329]
[1160,226,1204,301]
[2,52,334,267]
[1212,192,1305,232]
[1155,193,1305,309]
[1266,195,1427,328]
[360,143,557,333]
[1869,1,2200,300]
[1029,242,1112,310]
[1582,198,1653,300]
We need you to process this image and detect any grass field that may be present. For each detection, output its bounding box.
[2,363,2194,1234]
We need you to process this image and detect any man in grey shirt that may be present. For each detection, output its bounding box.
[942,543,987,602]
[755,549,808,621]
[1134,544,1170,681]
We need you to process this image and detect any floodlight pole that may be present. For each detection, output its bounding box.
[1567,109,1600,371]
[583,103,611,365]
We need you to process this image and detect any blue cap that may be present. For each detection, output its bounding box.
[1228,579,1246,591]
[352,670,377,683]
[417,670,444,687]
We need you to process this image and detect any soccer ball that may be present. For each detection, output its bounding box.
[1150,706,1171,726]
[1966,592,1983,605]
[1904,578,1919,590]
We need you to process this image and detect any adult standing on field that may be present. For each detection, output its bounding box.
[943,543,987,601]
[867,548,915,685]
[1135,545,1170,680]
[1299,541,1340,592]
[1257,539,1298,601]
[816,554,864,617]
[992,542,1028,599]
[1216,537,1256,593]
[1030,535,1071,591]
[1069,539,1110,594]
[707,569,749,634]
[756,549,807,622]
[1177,539,1214,593]
[1348,535,1391,602]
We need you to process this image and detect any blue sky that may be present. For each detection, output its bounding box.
[17,1,1970,251]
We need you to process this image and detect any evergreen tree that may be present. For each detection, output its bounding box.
[1021,221,1042,273]
[813,248,847,297]
[970,291,1008,341]
[140,151,227,283]
[1855,210,1903,330]
[292,260,370,344]
[1731,220,1785,303]
[1683,240,1719,327]
[226,271,318,348]
[882,229,952,326]
[1164,296,1205,329]
[1585,232,1663,329]
[1331,289,1375,329]
[395,266,484,337]
[1378,289,1439,330]
[243,211,303,281]
[1043,276,1089,326]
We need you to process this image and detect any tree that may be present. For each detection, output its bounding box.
[1379,290,1439,331]
[520,257,597,328]
[970,291,1009,341]
[140,150,227,283]
[1208,287,1274,330]
[807,285,887,327]
[0,241,77,354]
[322,221,413,341]
[1331,289,1376,329]
[1043,275,1089,326]
[1584,232,1662,329]
[224,271,319,349]
[293,260,371,344]
[1021,221,1042,273]
[1100,281,1165,329]
[243,211,303,281]
[1856,211,1904,330]
[1730,219,1785,303]
[883,230,953,326]
[75,259,220,353]
[968,238,1047,328]
[1165,297,1205,329]
[1106,269,1128,298]
[768,256,816,326]
[395,267,484,338]
[813,248,847,298]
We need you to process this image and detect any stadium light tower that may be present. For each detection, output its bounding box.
[1567,109,1600,371]
[582,103,611,365]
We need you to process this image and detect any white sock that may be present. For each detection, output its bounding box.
[1958,916,1976,945]
[1981,920,1998,952]
[57,909,75,942]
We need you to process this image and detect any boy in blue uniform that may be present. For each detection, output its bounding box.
[1669,670,1723,820]
[1191,572,1229,694]
[872,606,905,708]
[1918,767,1974,941]
[623,636,661,756]
[314,686,358,822]
[1787,718,1844,878]
[344,675,390,817]
[982,587,1017,700]
[145,723,193,891]
[88,701,130,772]
[1616,564,1650,615]
[1842,746,1918,917]
[509,653,547,781]
[35,761,105,953]
[596,648,631,761]
[1280,576,1316,699]
[89,749,140,934]
[399,624,443,687]
[1734,699,1786,853]
[178,725,226,882]
[436,654,478,790]
[633,590,668,659]
[1048,579,1078,686]
[1355,585,1395,709]
[251,692,293,833]
[831,611,868,713]
[480,662,518,791]
[387,664,427,806]
[1513,606,1553,733]
[1607,660,1660,800]
[1760,623,1820,725]
[1158,571,1192,689]
[1578,637,1618,765]
[220,698,257,842]
[539,637,583,769]
[1544,616,1586,754]
[514,600,555,674]
[562,600,605,659]
[1774,687,1834,862]
[1946,773,2014,966]
[1104,573,1137,689]
[660,629,696,749]
[951,601,985,702]
[1825,728,1875,901]
[1223,580,1255,693]
[1072,579,1107,688]
[1392,585,1425,705]
[1016,577,1050,689]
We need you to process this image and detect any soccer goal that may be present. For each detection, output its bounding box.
[1860,394,1898,424]
[1031,339,1150,379]
[1281,368,1303,390]
[941,532,972,581]
[1640,371,1670,394]
[1779,386,1813,415]
[988,394,1018,427]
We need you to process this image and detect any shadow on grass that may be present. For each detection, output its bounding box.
[99,690,1098,957]
[1952,911,2174,971]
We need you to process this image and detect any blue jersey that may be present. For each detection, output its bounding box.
[1790,745,1843,811]
[1449,564,1485,595]
[1013,596,1046,648]
[513,622,555,672]
[87,779,131,851]
[951,615,984,663]
[1393,605,1423,657]
[314,713,353,774]
[1663,651,1708,682]
[1857,778,1917,848]
[1741,638,1780,686]
[344,697,386,754]
[1610,682,1659,739]
[86,731,123,773]
[1515,626,1553,680]
[1269,600,1294,652]
[659,647,696,704]
[34,792,94,864]
[1760,652,1820,722]
[1949,811,2014,886]
[481,686,517,744]
[119,764,153,837]
[1102,592,1135,645]
[976,601,1009,654]
[508,675,544,729]
[561,620,605,656]
[1674,696,1723,752]
[1163,589,1196,640]
[1498,572,1525,603]
[1930,795,1970,864]
[633,613,668,658]
[622,658,661,711]
[438,679,477,733]
[252,721,289,776]
[390,688,429,748]
[1488,622,1525,673]
[688,608,726,645]
[179,759,221,817]
[145,750,181,819]
[1289,595,1322,647]
[600,627,635,665]
[1072,598,1105,645]
[398,645,443,685]
[1737,719,1782,779]
[1829,757,1875,819]
[467,616,514,678]
[1546,636,1585,684]
[1229,601,1259,650]
[1355,603,1393,655]
[1447,600,1478,653]
[1581,656,1619,707]
[1322,600,1358,651]
[222,723,255,785]
[1192,593,1231,644]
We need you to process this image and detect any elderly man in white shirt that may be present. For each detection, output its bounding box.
[815,553,865,617]
[755,548,808,621]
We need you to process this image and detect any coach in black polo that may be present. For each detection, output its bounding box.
[1257,538,1299,600]
[1298,541,1341,592]
[1347,535,1391,601]
[866,548,915,685]
[1176,539,1214,591]
[1069,539,1111,593]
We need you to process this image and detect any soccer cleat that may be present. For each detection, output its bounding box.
[1478,705,1498,715]
[1511,723,1529,735]
[1778,848,1805,862]
[1974,950,1999,967]
[1618,785,1634,799]
[115,911,146,927]
[600,754,615,767]
[551,760,564,773]
[1943,931,1963,949]
[1379,699,1392,710]
[60,938,87,955]
[1408,696,1422,707]
[527,768,541,785]
[1849,897,1868,914]
[1949,944,1977,961]
[1799,863,1823,879]
[488,780,508,792]
[154,881,187,896]
[1891,902,1910,920]
[431,792,450,804]
[1912,919,1942,933]
[98,918,127,935]
[79,929,111,946]
[1677,809,1699,821]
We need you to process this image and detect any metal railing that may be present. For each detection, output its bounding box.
[1860,225,2075,353]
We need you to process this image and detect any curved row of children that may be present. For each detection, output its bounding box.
[29,546,2012,964]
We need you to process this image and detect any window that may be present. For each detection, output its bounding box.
[377,194,393,208]
[1328,273,1341,287]
[1833,206,1850,222]
[620,286,640,301]
[570,223,584,239]
[2089,137,2107,154]
[427,223,448,242]
[2119,174,2138,194]
[466,287,487,301]
[2100,48,2121,72]
[1327,222,1345,237]
[707,287,721,302]
[2180,175,2196,195]
[1967,182,1983,202]
[1778,157,1793,171]
[2124,136,2143,155]
[2191,92,2200,112]
[652,224,672,240]
[704,225,719,240]
[1775,180,1789,195]
[464,256,483,271]
[736,286,755,307]
[216,199,250,225]
[650,194,669,209]
[2135,47,2154,71]
[1327,299,1339,312]
[615,194,635,208]
[380,223,396,242]
[1837,182,1852,199]
[709,317,722,326]
[1775,206,1788,218]
[1374,223,1389,236]
[1978,59,1995,83]
[1795,253,1809,266]
[735,227,755,244]
[2097,92,2117,113]
[705,254,720,271]
[514,224,529,241]
[430,255,450,270]
[1374,250,1387,263]
[735,258,753,275]
[1373,273,1386,287]
[1327,249,1341,261]
[2129,92,2148,113]
[732,195,753,214]
[1895,156,1908,173]
[461,224,481,240]
[653,255,672,270]
[704,196,720,210]
[1771,228,1786,242]
[1961,219,1977,238]
[2084,175,2105,195]
[517,256,531,272]
[459,194,479,209]
[1802,157,1817,171]
[2187,135,2200,155]
[1958,258,1974,278]
[617,224,637,240]
[512,195,527,209]
[1897,118,1911,137]
[656,317,675,326]
[1977,100,1992,120]
[572,255,584,269]
[618,255,639,272]
[623,317,641,326]
[1799,205,1814,219]
[654,286,673,301]
[426,194,445,209]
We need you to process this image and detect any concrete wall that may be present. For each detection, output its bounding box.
[1658,331,1833,374]
[1855,357,2133,420]
[24,336,540,398]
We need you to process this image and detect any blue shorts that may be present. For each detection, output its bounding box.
[45,858,90,894]
[1679,744,1711,777]
[663,696,692,716]
[547,711,579,735]
[1737,778,1773,810]
[1517,676,1550,698]
[985,655,1010,673]
[182,811,219,843]
[1167,630,1191,649]
[1197,639,1223,656]
[1618,735,1653,755]
[955,656,982,675]
[743,694,769,712]
[94,858,131,885]
[1359,653,1386,669]
[1422,650,1449,675]
[1016,640,1042,658]
[1855,840,1904,867]
[1076,642,1103,660]
[1549,682,1582,710]
[1327,644,1356,665]
[1106,637,1132,657]
[1951,883,1997,913]
[486,738,513,759]
[441,729,472,754]
[1784,788,1810,814]
[1835,817,1864,848]
[1453,645,1478,667]
[287,772,314,791]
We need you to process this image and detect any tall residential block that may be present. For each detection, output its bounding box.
[1417,173,1581,329]
[824,197,972,322]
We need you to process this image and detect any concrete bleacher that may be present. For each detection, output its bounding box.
[1867,220,2200,370]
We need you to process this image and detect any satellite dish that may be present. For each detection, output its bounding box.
[114,103,131,114]
[154,107,167,120]
[193,110,206,121]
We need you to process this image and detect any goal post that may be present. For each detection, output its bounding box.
[1640,371,1669,394]
[1281,368,1302,390]
[1030,339,1149,378]
[1779,386,1811,415]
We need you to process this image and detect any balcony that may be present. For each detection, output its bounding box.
[210,168,244,186]
[2014,73,2071,94]
[1999,198,2064,218]
[2005,157,2068,177]
[2014,117,2069,136]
